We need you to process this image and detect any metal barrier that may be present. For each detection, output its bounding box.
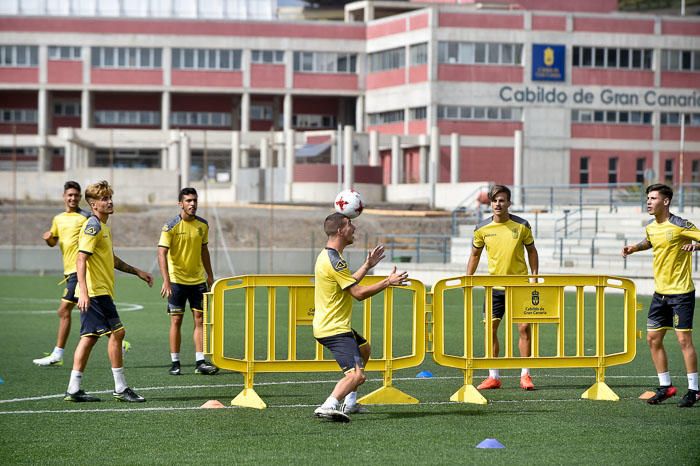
[431,274,637,404]
[203,274,426,409]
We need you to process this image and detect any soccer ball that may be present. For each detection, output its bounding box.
[334,189,364,219]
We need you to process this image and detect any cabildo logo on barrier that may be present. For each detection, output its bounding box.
[499,86,700,108]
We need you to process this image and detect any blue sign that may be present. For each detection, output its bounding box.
[532,44,565,82]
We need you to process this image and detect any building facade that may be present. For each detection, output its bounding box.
[0,1,698,207]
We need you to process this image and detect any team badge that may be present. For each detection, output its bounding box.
[531,290,540,305]
[511,228,519,239]
[666,231,674,241]
[198,227,203,237]
[84,226,98,236]
[334,260,347,271]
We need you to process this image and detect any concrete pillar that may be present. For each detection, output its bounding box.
[240,92,250,133]
[429,126,439,209]
[343,125,354,190]
[161,91,170,131]
[369,130,379,167]
[180,133,190,189]
[355,96,364,133]
[391,135,401,185]
[81,89,91,129]
[259,137,269,168]
[37,88,48,172]
[450,132,460,184]
[513,130,523,207]
[231,131,240,201]
[419,134,428,183]
[283,93,292,132]
[167,130,179,170]
[285,129,295,201]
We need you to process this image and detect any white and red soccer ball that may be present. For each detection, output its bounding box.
[334,189,364,219]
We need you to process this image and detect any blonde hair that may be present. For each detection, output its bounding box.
[85,180,113,203]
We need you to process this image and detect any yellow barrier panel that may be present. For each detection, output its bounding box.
[432,275,636,404]
[204,275,426,409]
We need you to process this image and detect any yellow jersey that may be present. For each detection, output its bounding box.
[645,214,700,295]
[472,215,534,276]
[49,209,90,274]
[158,215,209,285]
[77,216,114,298]
[313,248,357,339]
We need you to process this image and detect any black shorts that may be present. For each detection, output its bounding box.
[647,291,695,331]
[62,273,78,304]
[484,289,506,321]
[316,329,368,374]
[80,295,124,337]
[167,283,208,314]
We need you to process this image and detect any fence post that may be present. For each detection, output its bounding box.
[623,238,627,270]
[609,187,614,213]
[559,237,564,268]
[591,237,595,269]
[443,237,448,263]
[563,209,570,238]
[579,186,583,210]
[416,235,421,263]
[595,208,599,234]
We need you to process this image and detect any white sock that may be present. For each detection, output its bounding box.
[112,367,127,393]
[171,353,180,363]
[321,396,339,410]
[688,372,698,391]
[67,370,82,394]
[489,369,500,379]
[195,352,205,362]
[52,347,64,358]
[521,368,530,376]
[658,371,671,386]
[344,391,357,407]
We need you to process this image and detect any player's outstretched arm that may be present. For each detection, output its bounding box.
[76,252,90,312]
[621,239,651,258]
[352,244,386,282]
[114,255,154,287]
[157,246,172,298]
[348,266,408,301]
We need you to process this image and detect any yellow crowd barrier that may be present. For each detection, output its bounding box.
[203,275,426,409]
[432,275,637,404]
[205,274,636,408]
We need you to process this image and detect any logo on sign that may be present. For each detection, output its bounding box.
[532,44,565,82]
[531,290,540,306]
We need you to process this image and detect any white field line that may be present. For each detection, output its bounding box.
[0,373,659,409]
[0,299,144,314]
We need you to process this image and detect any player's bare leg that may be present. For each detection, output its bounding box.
[518,323,534,390]
[478,319,502,389]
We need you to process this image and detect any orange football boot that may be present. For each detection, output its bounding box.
[477,377,502,390]
[520,374,535,390]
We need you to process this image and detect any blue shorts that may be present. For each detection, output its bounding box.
[484,289,506,321]
[62,273,78,304]
[80,295,124,337]
[167,282,208,314]
[316,329,368,374]
[647,291,695,331]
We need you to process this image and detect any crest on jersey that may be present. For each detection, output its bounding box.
[511,228,519,239]
[198,227,203,237]
[666,231,674,241]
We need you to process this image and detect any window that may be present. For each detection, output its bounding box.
[608,157,618,184]
[94,110,160,126]
[438,105,521,121]
[92,47,161,69]
[580,157,589,185]
[660,113,700,127]
[368,47,405,72]
[0,45,39,67]
[53,102,81,117]
[438,41,522,65]
[48,46,82,60]
[171,112,231,127]
[368,110,404,126]
[664,159,674,185]
[293,114,335,129]
[572,109,652,125]
[410,43,428,66]
[636,158,646,184]
[250,105,272,120]
[172,48,240,70]
[409,107,427,120]
[251,50,284,64]
[293,52,356,74]
[692,160,700,183]
[0,108,38,123]
[573,46,653,70]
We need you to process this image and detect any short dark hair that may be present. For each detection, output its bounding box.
[324,212,348,237]
[646,183,673,201]
[179,187,198,202]
[488,184,511,202]
[64,181,81,192]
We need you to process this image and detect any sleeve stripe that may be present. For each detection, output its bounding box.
[78,250,93,256]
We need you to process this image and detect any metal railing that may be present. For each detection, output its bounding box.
[377,233,453,264]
